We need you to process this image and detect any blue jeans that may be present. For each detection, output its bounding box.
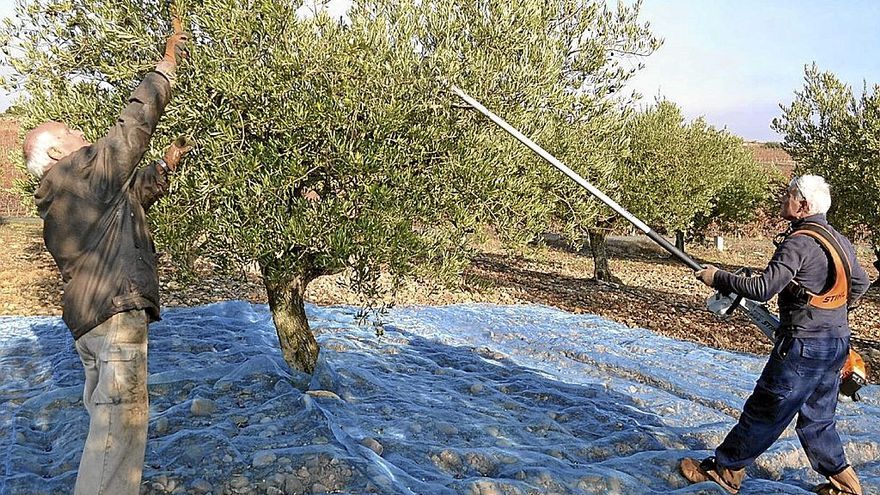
[715,336,850,476]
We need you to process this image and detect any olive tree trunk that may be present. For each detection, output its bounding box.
[588,229,620,283]
[675,231,686,253]
[261,267,320,374]
[873,244,880,287]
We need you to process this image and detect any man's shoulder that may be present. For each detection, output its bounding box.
[779,232,822,249]
[35,145,101,197]
[58,144,99,172]
[793,220,857,252]
[773,233,823,262]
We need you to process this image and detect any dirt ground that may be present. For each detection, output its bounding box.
[3,220,880,380]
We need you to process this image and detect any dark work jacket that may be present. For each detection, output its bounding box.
[713,214,870,338]
[34,72,172,339]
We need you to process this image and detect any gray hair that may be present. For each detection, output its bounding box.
[789,175,831,215]
[23,125,60,178]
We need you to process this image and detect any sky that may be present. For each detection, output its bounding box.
[627,0,880,141]
[2,1,880,142]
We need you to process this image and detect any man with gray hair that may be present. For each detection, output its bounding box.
[680,175,870,494]
[23,24,190,495]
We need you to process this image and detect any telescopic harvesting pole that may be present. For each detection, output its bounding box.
[450,85,703,272]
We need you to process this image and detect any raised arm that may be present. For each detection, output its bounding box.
[709,236,810,302]
[90,27,188,196]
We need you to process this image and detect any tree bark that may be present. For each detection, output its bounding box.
[873,245,880,287]
[261,267,320,374]
[589,229,621,283]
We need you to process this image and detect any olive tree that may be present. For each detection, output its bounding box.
[773,63,880,278]
[454,1,659,282]
[615,100,772,254]
[3,0,659,372]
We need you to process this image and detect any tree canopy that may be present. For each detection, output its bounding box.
[773,63,880,265]
[2,0,659,372]
[614,100,773,252]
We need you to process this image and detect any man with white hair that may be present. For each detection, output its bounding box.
[681,175,870,495]
[23,26,190,495]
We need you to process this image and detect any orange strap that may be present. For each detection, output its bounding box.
[790,226,851,309]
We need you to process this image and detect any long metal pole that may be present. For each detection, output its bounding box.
[451,85,703,272]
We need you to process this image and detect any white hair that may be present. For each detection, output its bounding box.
[24,131,59,178]
[789,175,831,215]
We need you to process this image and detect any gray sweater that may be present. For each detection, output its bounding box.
[713,214,870,338]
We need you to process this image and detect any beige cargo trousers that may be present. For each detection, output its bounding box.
[73,310,149,495]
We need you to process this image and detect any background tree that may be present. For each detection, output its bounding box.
[607,100,772,266]
[773,63,880,280]
[544,108,633,283]
[690,141,781,241]
[2,0,658,373]
[462,1,660,283]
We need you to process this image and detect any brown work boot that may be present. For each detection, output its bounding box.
[815,466,862,495]
[680,457,745,494]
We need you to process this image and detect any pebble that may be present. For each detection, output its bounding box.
[467,480,503,495]
[153,417,169,435]
[184,444,204,464]
[469,383,484,394]
[259,426,278,438]
[151,474,169,492]
[361,437,383,456]
[190,398,217,416]
[230,474,249,489]
[305,390,343,401]
[436,421,459,436]
[284,476,303,494]
[466,452,497,476]
[190,479,213,494]
[438,449,461,470]
[165,478,178,492]
[252,450,277,467]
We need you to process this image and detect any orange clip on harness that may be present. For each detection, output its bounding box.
[787,222,867,400]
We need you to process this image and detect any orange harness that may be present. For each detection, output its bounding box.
[786,223,866,399]
[788,222,852,310]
